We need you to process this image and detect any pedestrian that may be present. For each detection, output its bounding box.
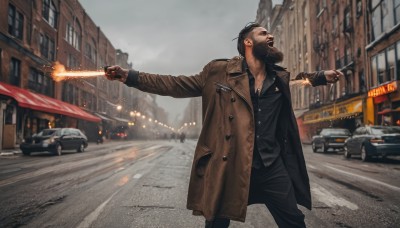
[105,22,343,228]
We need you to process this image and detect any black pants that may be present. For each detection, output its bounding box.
[205,157,306,228]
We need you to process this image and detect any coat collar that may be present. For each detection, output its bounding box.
[226,56,292,106]
[226,56,289,83]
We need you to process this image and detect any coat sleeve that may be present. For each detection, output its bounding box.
[124,62,212,98]
[294,71,327,87]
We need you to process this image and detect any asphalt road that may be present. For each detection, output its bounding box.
[0,140,399,228]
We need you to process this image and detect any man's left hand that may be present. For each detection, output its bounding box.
[324,70,344,83]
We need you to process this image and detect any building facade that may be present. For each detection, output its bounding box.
[257,0,400,143]
[0,0,162,148]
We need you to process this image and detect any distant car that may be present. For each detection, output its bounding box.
[20,128,88,156]
[311,128,351,153]
[110,126,128,140]
[344,126,400,161]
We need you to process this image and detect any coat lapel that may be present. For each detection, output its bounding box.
[226,57,253,111]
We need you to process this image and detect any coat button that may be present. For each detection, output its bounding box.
[222,156,228,161]
[225,135,231,140]
[231,97,236,102]
[228,115,234,120]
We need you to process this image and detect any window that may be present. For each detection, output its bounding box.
[332,13,338,37]
[65,21,81,50]
[62,83,75,104]
[397,41,400,80]
[40,34,55,60]
[356,0,363,17]
[344,6,352,31]
[67,54,78,69]
[387,45,395,81]
[371,0,395,40]
[28,68,54,96]
[85,38,97,63]
[359,70,367,93]
[377,51,386,84]
[42,0,57,28]
[9,58,21,86]
[395,0,400,24]
[8,4,24,40]
[345,44,352,65]
[371,56,378,87]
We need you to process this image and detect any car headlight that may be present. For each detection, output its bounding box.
[43,138,55,144]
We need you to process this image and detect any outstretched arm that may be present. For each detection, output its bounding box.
[294,70,344,86]
[105,64,210,98]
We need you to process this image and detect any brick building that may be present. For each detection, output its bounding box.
[256,0,400,143]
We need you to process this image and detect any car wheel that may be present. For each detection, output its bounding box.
[361,145,370,162]
[344,146,351,158]
[312,142,317,153]
[22,150,30,156]
[77,143,85,153]
[54,143,62,156]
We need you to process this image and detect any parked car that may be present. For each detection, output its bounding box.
[344,126,400,161]
[311,128,351,153]
[20,128,88,156]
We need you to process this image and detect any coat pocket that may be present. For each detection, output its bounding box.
[195,145,213,177]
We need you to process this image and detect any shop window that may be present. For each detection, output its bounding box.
[8,4,23,40]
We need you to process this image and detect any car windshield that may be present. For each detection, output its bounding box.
[321,129,350,136]
[39,129,58,136]
[370,127,400,135]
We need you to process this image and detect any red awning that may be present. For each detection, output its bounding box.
[0,82,100,122]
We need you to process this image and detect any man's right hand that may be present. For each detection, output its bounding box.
[104,65,128,83]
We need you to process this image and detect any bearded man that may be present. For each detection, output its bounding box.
[105,23,343,228]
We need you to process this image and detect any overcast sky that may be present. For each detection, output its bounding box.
[79,0,263,123]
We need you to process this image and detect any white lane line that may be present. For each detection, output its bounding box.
[326,165,400,192]
[312,184,358,210]
[77,189,122,228]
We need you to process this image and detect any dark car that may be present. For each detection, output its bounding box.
[20,128,88,156]
[110,126,128,140]
[344,126,400,161]
[311,128,351,153]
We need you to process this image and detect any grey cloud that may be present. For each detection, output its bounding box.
[80,0,259,122]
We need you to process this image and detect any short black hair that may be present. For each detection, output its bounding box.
[237,22,262,56]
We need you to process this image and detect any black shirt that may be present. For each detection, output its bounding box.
[245,62,283,169]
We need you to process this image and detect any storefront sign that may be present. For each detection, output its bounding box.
[368,81,397,98]
[304,98,363,124]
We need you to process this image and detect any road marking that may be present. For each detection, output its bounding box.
[133,174,142,179]
[77,189,121,228]
[312,184,358,210]
[326,165,400,192]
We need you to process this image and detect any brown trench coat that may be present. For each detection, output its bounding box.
[126,56,326,222]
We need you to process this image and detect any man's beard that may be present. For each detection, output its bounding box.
[252,41,284,64]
